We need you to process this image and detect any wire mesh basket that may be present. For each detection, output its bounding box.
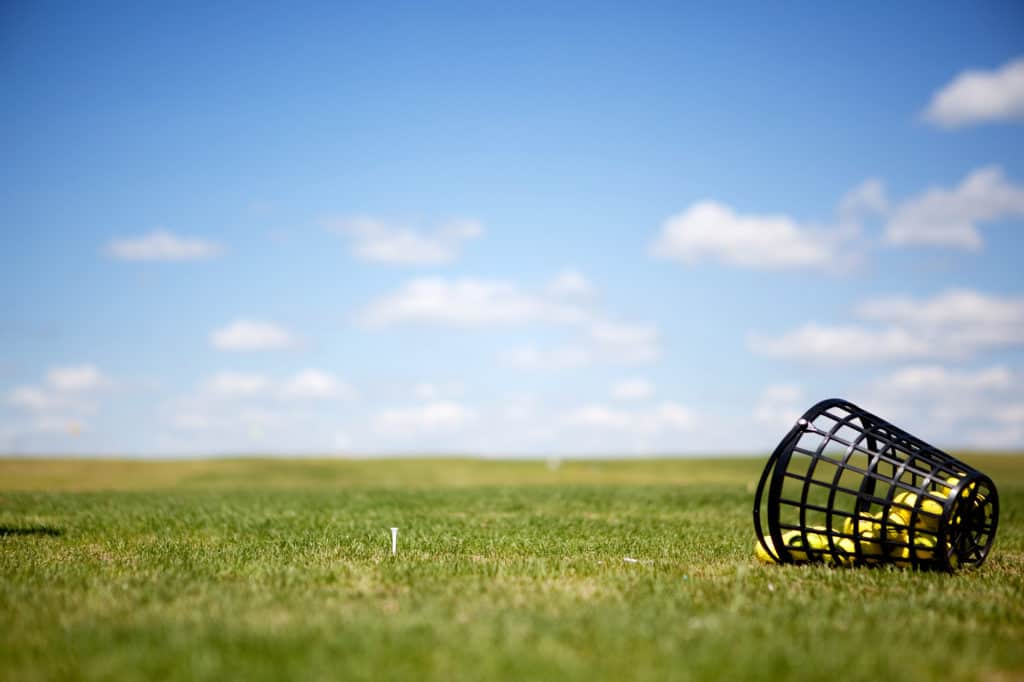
[753,398,999,571]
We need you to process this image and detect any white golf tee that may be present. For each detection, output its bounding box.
[391,527,398,556]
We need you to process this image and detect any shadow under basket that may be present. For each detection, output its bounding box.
[753,398,999,571]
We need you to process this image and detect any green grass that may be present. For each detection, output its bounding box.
[1,455,1023,682]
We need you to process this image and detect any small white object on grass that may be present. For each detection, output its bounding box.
[391,527,398,556]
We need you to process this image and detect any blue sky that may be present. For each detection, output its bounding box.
[3,1,1024,455]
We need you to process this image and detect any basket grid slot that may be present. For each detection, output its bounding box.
[781,471,871,503]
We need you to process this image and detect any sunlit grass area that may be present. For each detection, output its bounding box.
[1,455,1022,682]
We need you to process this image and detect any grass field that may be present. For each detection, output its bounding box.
[2,455,1023,682]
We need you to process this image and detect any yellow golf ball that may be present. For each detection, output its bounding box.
[853,530,885,562]
[932,475,960,498]
[934,475,987,507]
[893,491,944,532]
[843,511,906,541]
[843,512,875,537]
[781,529,831,561]
[824,537,857,566]
[754,536,777,564]
[877,509,911,540]
[892,534,939,566]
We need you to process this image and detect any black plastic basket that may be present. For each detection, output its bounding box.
[753,398,998,571]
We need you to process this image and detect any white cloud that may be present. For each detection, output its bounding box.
[858,287,1024,325]
[501,320,662,370]
[562,402,694,433]
[547,269,596,298]
[204,372,270,397]
[357,277,589,328]
[873,365,1013,396]
[963,424,1024,450]
[199,369,353,401]
[651,200,837,269]
[652,403,696,430]
[750,289,1024,362]
[411,382,463,401]
[884,166,1024,249]
[753,384,806,429]
[749,323,929,362]
[46,364,106,392]
[923,56,1024,128]
[4,365,108,444]
[611,379,655,401]
[107,230,221,261]
[588,320,661,363]
[6,364,107,414]
[164,386,349,453]
[7,386,57,411]
[280,370,353,400]
[328,216,482,265]
[562,404,633,430]
[994,403,1024,423]
[838,178,889,224]
[357,275,661,369]
[211,320,296,351]
[856,289,1024,352]
[156,367,361,454]
[413,383,441,401]
[653,166,1024,262]
[501,345,593,370]
[857,364,1024,448]
[372,401,475,435]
